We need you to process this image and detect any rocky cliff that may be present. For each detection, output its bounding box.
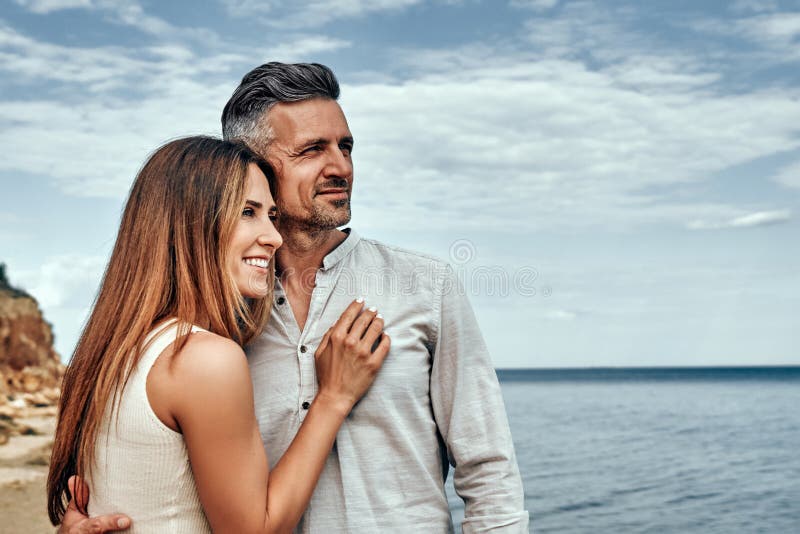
[0,263,64,444]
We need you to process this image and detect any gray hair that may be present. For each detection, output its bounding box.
[221,62,340,152]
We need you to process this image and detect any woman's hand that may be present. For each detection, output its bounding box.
[314,299,391,415]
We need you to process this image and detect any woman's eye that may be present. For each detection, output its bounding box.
[242,207,255,217]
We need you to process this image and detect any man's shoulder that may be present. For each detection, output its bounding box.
[354,236,450,270]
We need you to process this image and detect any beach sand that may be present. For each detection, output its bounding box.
[0,413,56,533]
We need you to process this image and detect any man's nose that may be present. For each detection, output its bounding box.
[324,147,352,179]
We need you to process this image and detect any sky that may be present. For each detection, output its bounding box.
[1,0,799,368]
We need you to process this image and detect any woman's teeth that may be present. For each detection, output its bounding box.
[243,258,269,268]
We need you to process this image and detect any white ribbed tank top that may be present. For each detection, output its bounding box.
[88,320,212,533]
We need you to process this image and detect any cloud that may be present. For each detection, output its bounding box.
[772,160,800,189]
[0,25,351,198]
[10,254,110,358]
[739,12,800,42]
[730,0,778,13]
[14,254,107,309]
[4,1,799,237]
[340,2,800,232]
[95,0,175,35]
[0,23,194,87]
[266,35,352,59]
[544,309,578,321]
[521,1,643,62]
[12,0,223,42]
[690,10,800,63]
[0,24,243,196]
[343,54,800,231]
[726,210,792,228]
[686,209,792,230]
[0,212,22,224]
[13,0,170,33]
[12,0,91,13]
[510,0,560,11]
[221,0,425,28]
[602,55,721,90]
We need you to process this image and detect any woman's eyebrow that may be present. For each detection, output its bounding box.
[245,199,263,208]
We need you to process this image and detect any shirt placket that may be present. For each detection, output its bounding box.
[269,282,305,427]
[296,267,336,421]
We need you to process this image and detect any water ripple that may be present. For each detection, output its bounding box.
[446,376,800,533]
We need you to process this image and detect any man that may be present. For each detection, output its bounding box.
[62,62,528,533]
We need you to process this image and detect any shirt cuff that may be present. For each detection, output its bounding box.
[461,510,530,533]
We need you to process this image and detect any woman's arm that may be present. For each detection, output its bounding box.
[160,300,389,534]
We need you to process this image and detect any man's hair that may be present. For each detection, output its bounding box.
[221,62,340,152]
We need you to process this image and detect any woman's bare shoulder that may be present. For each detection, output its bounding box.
[161,331,256,439]
[172,331,249,386]
[179,330,244,358]
[148,330,251,431]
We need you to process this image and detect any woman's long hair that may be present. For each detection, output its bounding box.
[46,136,275,524]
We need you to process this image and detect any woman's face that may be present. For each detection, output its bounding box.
[227,164,282,299]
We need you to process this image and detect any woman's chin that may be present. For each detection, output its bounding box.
[239,288,270,300]
[235,270,271,299]
[236,282,269,300]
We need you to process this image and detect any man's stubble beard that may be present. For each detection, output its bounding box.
[311,198,351,229]
[278,198,352,234]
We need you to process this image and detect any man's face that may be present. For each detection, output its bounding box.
[264,98,354,232]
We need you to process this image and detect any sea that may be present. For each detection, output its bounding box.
[444,367,800,533]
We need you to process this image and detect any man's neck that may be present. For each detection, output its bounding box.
[276,226,347,285]
[275,226,348,331]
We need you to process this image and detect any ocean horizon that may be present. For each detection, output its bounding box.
[494,365,800,381]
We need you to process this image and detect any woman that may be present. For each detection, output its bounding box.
[46,136,389,533]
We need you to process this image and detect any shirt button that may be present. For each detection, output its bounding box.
[300,345,307,353]
[301,401,311,410]
[276,296,286,305]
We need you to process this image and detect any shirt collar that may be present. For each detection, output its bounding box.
[321,228,360,271]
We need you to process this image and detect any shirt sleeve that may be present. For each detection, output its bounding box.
[430,264,530,532]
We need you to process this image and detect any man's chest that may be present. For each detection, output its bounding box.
[246,294,436,457]
[281,282,313,332]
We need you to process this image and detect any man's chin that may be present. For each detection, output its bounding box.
[321,200,350,220]
[306,206,351,230]
[332,211,352,228]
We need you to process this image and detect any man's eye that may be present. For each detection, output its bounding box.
[303,145,322,154]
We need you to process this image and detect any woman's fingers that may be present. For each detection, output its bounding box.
[315,327,332,359]
[370,332,391,365]
[347,306,378,341]
[360,313,384,351]
[314,301,390,411]
[334,299,365,334]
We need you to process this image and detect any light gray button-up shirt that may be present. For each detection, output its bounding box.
[247,229,529,533]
